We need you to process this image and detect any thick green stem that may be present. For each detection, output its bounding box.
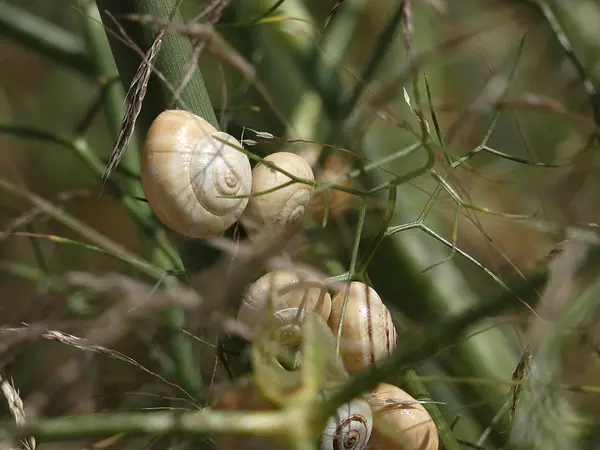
[79,1,145,204]
[88,0,209,396]
[0,410,288,443]
[94,0,218,130]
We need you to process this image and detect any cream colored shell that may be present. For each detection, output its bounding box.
[238,269,332,337]
[327,282,397,374]
[141,109,252,238]
[368,383,439,450]
[241,152,314,239]
[321,398,373,450]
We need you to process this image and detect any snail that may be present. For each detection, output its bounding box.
[241,152,314,240]
[297,145,353,221]
[238,269,332,346]
[327,282,397,374]
[320,398,373,450]
[367,383,439,450]
[141,109,252,238]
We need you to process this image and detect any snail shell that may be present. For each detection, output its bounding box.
[327,282,397,374]
[368,383,439,450]
[320,398,373,450]
[241,152,314,240]
[141,109,252,238]
[238,269,332,344]
[298,145,353,221]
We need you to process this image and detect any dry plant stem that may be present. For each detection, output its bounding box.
[24,271,204,412]
[0,0,203,396]
[507,236,597,449]
[0,271,547,445]
[0,374,35,450]
[79,1,143,175]
[0,178,165,281]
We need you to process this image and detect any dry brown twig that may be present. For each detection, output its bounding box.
[0,324,193,406]
[118,13,290,130]
[102,0,184,181]
[0,374,35,450]
[19,217,311,413]
[0,189,94,241]
[23,272,202,413]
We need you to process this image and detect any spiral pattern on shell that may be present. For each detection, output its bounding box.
[141,110,252,238]
[321,398,373,450]
[241,152,314,240]
[238,269,332,336]
[327,282,397,374]
[367,383,439,450]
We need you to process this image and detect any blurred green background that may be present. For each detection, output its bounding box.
[1,0,600,449]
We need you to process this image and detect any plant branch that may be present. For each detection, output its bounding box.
[94,0,218,130]
[0,409,288,443]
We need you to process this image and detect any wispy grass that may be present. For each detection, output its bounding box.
[0,0,599,449]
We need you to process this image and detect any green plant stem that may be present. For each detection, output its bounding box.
[0,0,210,397]
[536,0,600,93]
[0,178,165,281]
[94,0,218,130]
[0,410,288,443]
[534,0,600,138]
[238,3,518,436]
[0,273,545,446]
[85,0,205,397]
[0,0,95,77]
[78,1,181,266]
[79,1,142,156]
[404,369,461,450]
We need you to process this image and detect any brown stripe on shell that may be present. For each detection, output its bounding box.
[364,284,376,367]
[391,312,397,349]
[384,308,391,355]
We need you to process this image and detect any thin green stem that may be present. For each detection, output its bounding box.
[334,201,367,357]
[404,369,461,450]
[357,187,397,273]
[0,178,166,281]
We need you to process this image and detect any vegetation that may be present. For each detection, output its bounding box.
[0,1,599,449]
